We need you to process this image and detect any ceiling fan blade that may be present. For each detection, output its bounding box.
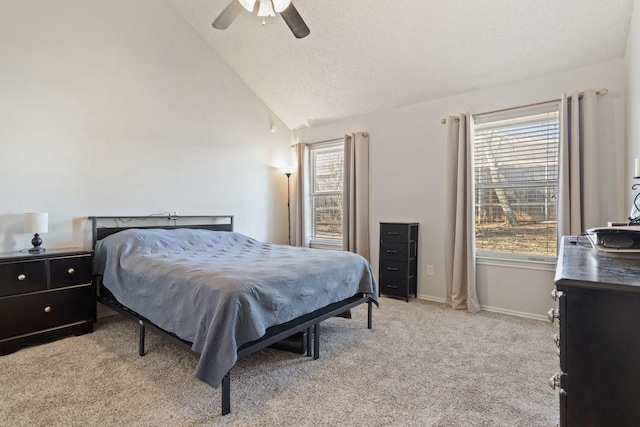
[280,3,310,39]
[212,1,244,30]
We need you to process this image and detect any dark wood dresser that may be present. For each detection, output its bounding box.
[551,236,640,426]
[0,248,94,355]
[379,222,418,302]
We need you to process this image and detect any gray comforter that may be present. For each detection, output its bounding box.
[93,228,377,387]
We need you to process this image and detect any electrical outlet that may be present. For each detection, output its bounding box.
[427,265,434,276]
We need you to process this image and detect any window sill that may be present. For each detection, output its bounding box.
[309,240,343,250]
[476,253,556,271]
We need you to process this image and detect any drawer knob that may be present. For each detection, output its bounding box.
[44,306,52,313]
[549,372,561,390]
[551,289,564,301]
[386,250,399,254]
[547,308,559,324]
[67,268,75,275]
[386,267,399,271]
[17,274,26,281]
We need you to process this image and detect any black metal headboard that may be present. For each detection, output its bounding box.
[89,215,234,248]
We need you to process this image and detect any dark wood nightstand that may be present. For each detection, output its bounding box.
[0,248,94,355]
[379,222,419,302]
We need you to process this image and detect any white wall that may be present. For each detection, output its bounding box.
[0,0,292,253]
[295,59,627,319]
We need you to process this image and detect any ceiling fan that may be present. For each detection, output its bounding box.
[212,0,310,39]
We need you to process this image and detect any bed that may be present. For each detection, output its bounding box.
[89,215,378,415]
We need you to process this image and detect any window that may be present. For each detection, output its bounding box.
[472,102,560,260]
[308,141,344,247]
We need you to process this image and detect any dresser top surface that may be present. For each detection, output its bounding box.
[555,236,640,291]
[0,247,91,262]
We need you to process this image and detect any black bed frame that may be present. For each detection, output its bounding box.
[89,215,374,416]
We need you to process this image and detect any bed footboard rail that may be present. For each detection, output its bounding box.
[237,294,371,359]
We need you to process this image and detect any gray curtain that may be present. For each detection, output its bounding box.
[343,132,370,260]
[291,142,307,246]
[557,89,601,241]
[444,114,481,313]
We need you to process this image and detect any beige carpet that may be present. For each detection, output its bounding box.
[0,298,559,426]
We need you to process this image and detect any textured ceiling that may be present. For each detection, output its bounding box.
[167,0,635,129]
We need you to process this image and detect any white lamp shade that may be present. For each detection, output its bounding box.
[272,0,291,12]
[24,212,48,234]
[280,165,296,175]
[238,0,256,11]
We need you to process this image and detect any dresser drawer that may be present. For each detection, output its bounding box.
[0,285,92,339]
[379,277,407,298]
[50,255,92,288]
[0,260,47,297]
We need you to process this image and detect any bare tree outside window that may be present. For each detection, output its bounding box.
[473,103,560,259]
[309,142,344,245]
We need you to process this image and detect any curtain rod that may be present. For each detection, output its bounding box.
[291,137,342,147]
[308,137,344,145]
[291,133,369,147]
[440,88,608,124]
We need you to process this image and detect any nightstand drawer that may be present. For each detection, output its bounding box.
[50,255,92,288]
[379,277,407,298]
[0,260,47,297]
[380,242,409,261]
[380,223,410,242]
[0,285,92,339]
[380,259,416,279]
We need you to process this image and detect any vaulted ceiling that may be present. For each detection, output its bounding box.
[167,0,635,129]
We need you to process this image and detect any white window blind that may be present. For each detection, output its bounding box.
[473,102,560,259]
[309,141,344,245]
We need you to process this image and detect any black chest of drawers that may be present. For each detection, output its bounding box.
[551,237,640,426]
[379,222,418,302]
[0,248,94,355]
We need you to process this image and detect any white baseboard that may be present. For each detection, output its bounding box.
[477,304,548,322]
[416,294,548,322]
[416,294,446,304]
[97,304,118,319]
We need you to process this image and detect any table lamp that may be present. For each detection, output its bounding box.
[24,212,48,253]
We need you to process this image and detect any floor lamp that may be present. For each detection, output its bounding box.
[281,166,295,245]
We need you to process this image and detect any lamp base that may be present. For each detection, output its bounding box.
[29,233,45,253]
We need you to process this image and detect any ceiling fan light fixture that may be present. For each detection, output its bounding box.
[272,0,291,13]
[257,0,276,17]
[213,0,309,38]
[238,0,256,12]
